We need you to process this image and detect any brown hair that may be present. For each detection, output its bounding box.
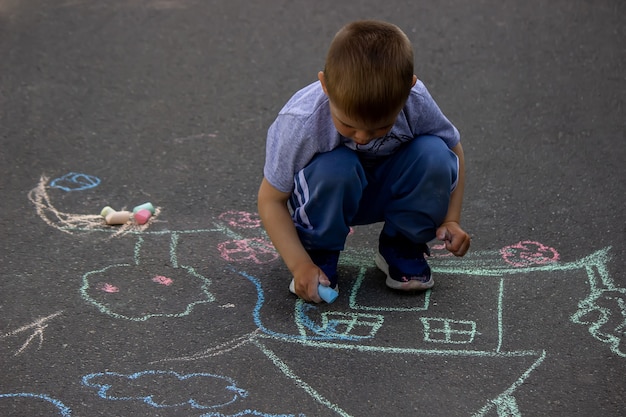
[323,20,414,123]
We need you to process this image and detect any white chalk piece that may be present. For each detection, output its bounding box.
[100,206,115,218]
[132,202,155,214]
[318,284,339,303]
[105,210,132,225]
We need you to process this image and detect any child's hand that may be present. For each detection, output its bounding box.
[292,261,331,303]
[436,221,471,256]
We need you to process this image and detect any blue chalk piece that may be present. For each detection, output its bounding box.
[132,202,155,214]
[318,284,338,303]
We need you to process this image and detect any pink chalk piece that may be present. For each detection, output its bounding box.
[134,209,152,225]
[99,283,120,293]
[152,275,173,286]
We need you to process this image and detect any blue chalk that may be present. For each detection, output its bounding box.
[318,284,338,303]
[132,202,155,214]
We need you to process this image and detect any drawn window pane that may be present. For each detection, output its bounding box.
[420,317,477,344]
[321,312,384,338]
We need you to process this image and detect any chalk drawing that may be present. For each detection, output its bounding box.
[97,282,120,293]
[152,275,174,286]
[152,330,261,363]
[500,241,560,267]
[80,234,215,321]
[219,210,262,229]
[1,311,63,356]
[569,247,626,358]
[83,370,247,409]
[294,301,384,341]
[50,172,100,192]
[26,175,626,416]
[28,175,160,236]
[253,340,351,417]
[471,351,547,417]
[421,317,478,344]
[200,411,305,417]
[82,370,303,416]
[225,241,624,416]
[218,238,279,264]
[0,393,71,416]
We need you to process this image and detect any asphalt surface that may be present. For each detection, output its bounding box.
[1,0,625,416]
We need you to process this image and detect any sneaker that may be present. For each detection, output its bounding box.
[289,249,339,295]
[375,232,433,291]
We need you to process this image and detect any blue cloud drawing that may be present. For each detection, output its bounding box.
[200,411,306,417]
[0,393,72,416]
[82,370,247,410]
[50,172,100,191]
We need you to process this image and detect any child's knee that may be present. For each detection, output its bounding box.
[304,148,365,187]
[409,135,458,179]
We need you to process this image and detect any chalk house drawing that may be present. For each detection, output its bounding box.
[17,173,626,417]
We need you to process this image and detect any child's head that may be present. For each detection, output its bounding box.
[319,20,416,131]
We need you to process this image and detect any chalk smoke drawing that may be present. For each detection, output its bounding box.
[49,172,100,192]
[0,311,63,356]
[27,174,626,417]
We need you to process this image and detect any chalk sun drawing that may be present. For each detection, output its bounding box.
[28,175,161,236]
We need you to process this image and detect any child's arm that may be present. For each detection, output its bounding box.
[436,142,471,256]
[257,178,331,302]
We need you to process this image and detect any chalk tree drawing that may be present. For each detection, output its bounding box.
[11,173,625,416]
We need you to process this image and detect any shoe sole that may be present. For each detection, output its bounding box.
[375,252,434,291]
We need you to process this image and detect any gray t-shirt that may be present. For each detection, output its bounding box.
[264,79,460,193]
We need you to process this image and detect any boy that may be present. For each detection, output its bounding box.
[258,20,470,303]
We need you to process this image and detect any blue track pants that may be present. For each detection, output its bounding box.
[289,135,459,251]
